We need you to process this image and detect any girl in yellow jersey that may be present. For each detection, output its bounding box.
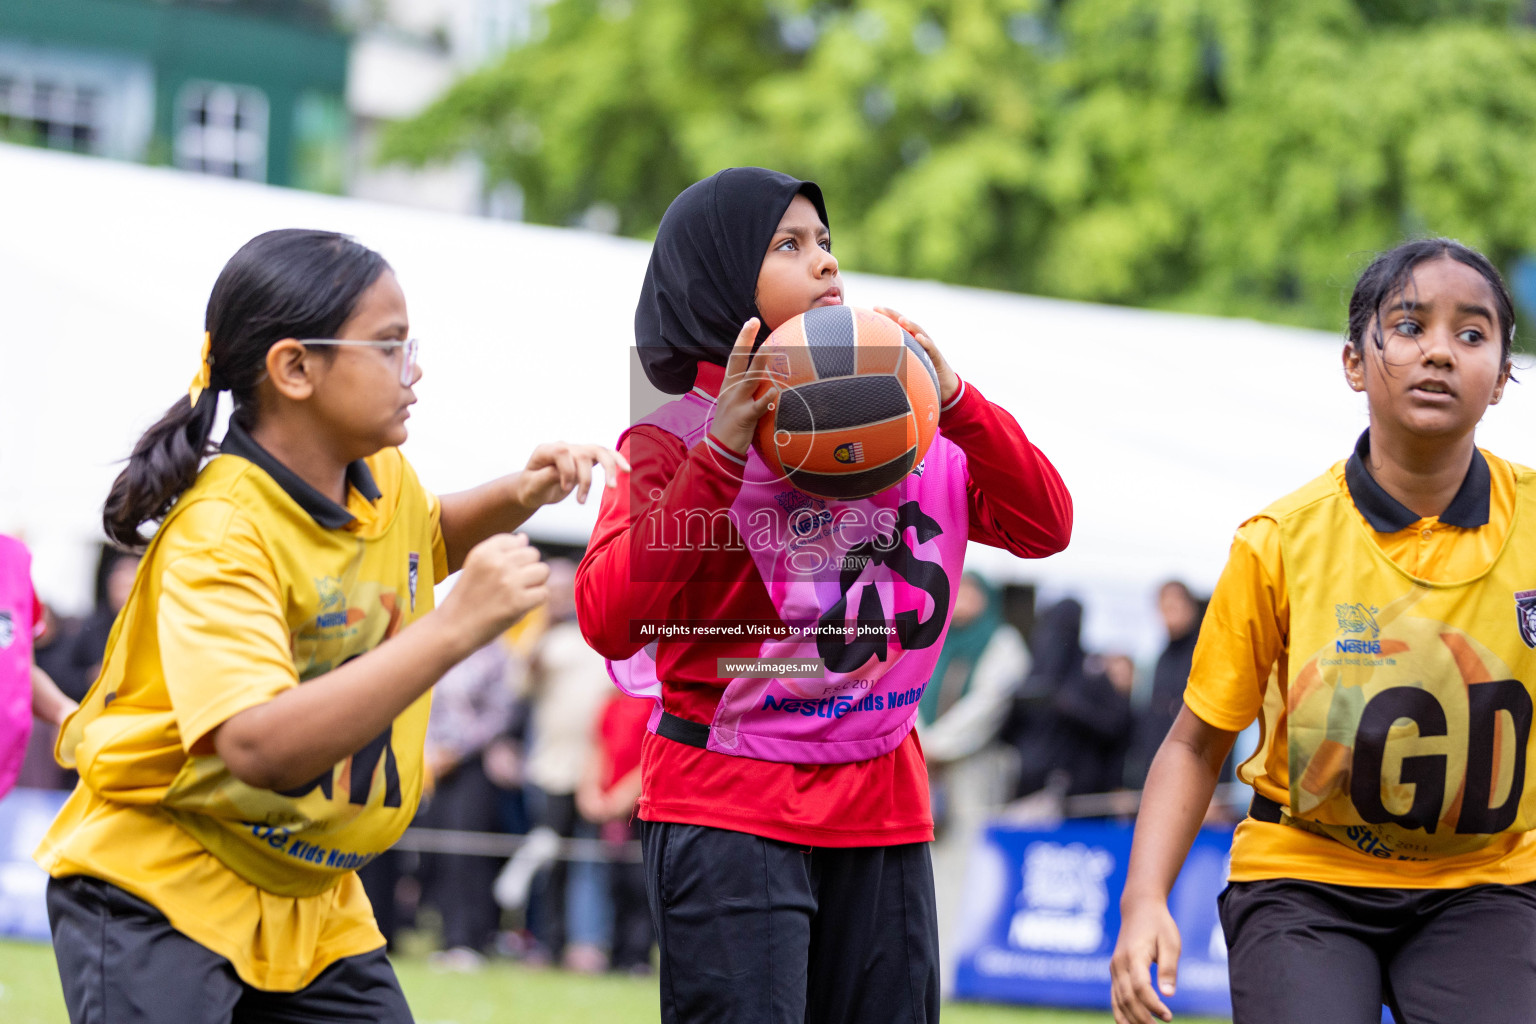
[1111,239,1536,1024]
[35,228,623,1024]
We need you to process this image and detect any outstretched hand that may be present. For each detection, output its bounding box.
[875,306,960,405]
[517,442,630,508]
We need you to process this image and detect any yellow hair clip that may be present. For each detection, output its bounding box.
[188,331,213,409]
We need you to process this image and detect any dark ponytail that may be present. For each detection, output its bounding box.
[104,229,390,548]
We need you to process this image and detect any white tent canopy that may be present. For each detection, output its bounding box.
[5,143,1525,656]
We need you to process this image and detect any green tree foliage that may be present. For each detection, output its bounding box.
[381,0,1536,328]
[379,0,800,235]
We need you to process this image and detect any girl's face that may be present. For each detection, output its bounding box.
[308,269,420,456]
[1344,256,1510,443]
[755,194,842,331]
[952,575,986,626]
[107,555,140,612]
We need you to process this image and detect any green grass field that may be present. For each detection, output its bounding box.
[0,938,1229,1024]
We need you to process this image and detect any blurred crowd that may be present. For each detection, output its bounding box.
[19,545,1233,975]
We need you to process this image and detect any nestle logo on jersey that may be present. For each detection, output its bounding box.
[1333,602,1382,653]
[314,576,348,629]
[1335,602,1379,636]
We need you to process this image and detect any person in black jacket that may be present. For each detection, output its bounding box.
[1125,581,1204,789]
[63,544,141,700]
[1008,598,1135,798]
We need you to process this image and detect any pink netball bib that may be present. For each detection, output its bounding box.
[608,390,970,764]
[0,536,40,797]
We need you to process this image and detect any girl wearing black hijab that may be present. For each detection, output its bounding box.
[576,168,1074,1023]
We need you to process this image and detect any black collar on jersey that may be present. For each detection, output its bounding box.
[220,419,381,529]
[1345,429,1490,532]
[635,167,828,395]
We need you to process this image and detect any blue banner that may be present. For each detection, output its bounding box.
[0,787,68,942]
[952,819,1234,1017]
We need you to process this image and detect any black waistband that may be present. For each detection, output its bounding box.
[655,711,710,749]
[1249,792,1284,823]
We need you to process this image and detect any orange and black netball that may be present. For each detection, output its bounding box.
[752,305,941,500]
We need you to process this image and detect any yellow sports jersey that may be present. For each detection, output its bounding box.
[1187,431,1536,888]
[35,420,448,990]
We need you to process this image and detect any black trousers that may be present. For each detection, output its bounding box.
[418,758,504,951]
[1220,877,1536,1024]
[640,820,940,1024]
[526,786,579,956]
[47,875,414,1024]
[355,846,408,950]
[609,820,655,971]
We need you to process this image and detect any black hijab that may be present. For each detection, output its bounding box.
[635,167,829,394]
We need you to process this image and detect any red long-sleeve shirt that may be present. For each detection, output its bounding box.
[576,361,1072,846]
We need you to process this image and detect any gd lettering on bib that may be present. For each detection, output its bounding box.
[1279,476,1536,860]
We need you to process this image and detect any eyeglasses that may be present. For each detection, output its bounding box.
[299,338,420,386]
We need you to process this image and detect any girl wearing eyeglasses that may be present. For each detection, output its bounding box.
[34,228,623,1024]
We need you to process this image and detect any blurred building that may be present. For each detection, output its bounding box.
[0,0,349,190]
[346,0,536,215]
[0,0,538,210]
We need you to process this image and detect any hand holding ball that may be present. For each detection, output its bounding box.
[752,306,941,500]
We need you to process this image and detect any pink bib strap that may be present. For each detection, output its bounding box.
[0,537,39,797]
